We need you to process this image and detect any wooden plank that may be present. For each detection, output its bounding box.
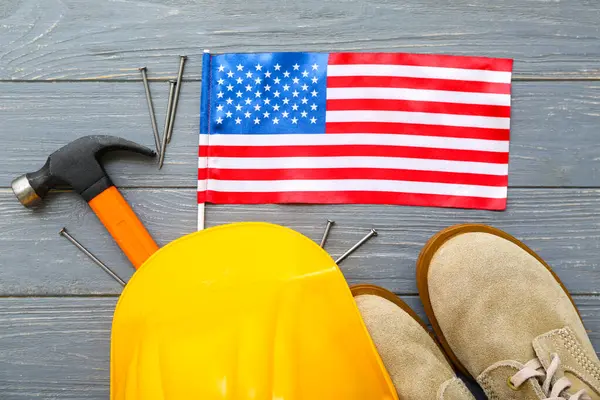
[1,0,600,80]
[0,80,201,189]
[1,187,599,296]
[0,297,114,399]
[1,295,599,399]
[1,81,600,188]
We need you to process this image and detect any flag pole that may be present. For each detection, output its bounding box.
[197,203,206,231]
[198,49,211,231]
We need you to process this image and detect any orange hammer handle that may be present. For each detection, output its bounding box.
[88,186,159,269]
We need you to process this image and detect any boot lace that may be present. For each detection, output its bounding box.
[509,354,591,400]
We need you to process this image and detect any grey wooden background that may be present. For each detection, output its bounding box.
[1,0,600,398]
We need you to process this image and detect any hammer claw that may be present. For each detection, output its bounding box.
[92,135,156,158]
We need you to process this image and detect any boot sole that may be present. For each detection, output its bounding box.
[350,284,454,368]
[415,223,582,380]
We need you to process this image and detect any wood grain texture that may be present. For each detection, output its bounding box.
[1,81,600,188]
[1,0,599,397]
[1,187,599,296]
[0,0,600,80]
[1,295,599,399]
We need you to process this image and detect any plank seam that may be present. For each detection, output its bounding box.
[3,293,600,299]
[1,76,600,83]
[2,186,600,191]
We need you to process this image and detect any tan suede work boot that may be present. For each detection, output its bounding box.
[352,284,475,400]
[417,224,600,400]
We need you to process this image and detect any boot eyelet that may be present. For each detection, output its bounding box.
[507,378,520,391]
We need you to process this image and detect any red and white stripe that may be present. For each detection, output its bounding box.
[199,52,512,212]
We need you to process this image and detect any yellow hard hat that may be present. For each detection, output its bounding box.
[110,222,398,400]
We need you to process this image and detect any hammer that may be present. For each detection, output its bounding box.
[11,135,160,269]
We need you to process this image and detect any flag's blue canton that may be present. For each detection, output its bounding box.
[208,52,328,134]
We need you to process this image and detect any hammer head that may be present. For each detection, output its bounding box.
[12,135,156,207]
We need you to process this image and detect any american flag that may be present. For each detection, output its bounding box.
[199,51,513,218]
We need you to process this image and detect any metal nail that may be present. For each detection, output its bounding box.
[59,227,126,286]
[335,229,378,265]
[319,219,335,248]
[166,55,187,144]
[159,80,177,169]
[139,67,162,156]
